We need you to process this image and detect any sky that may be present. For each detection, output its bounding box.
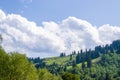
[0,0,120,26]
[0,0,120,58]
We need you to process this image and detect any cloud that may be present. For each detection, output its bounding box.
[0,9,120,57]
[98,24,120,44]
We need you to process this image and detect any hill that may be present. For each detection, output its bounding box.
[28,39,120,80]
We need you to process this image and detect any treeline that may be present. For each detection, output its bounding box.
[29,39,120,80]
[78,53,120,80]
[69,40,120,79]
[30,39,120,69]
[76,40,120,68]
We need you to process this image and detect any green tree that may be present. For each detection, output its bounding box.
[86,52,92,68]
[0,49,38,80]
[70,54,72,60]
[8,53,38,80]
[0,48,10,80]
[72,60,76,68]
[0,34,2,44]
[62,72,80,80]
[38,68,61,80]
[81,61,85,69]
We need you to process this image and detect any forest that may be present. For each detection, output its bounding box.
[1,34,120,80]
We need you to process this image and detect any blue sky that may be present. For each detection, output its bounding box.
[0,0,120,26]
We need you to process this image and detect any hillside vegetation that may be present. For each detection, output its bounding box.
[44,54,76,65]
[29,40,120,80]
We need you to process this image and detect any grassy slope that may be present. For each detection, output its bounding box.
[44,54,76,65]
[43,54,101,70]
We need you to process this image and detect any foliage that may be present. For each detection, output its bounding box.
[60,53,66,57]
[0,48,38,80]
[0,34,2,44]
[62,72,80,80]
[38,68,61,80]
[0,48,62,80]
[78,53,120,80]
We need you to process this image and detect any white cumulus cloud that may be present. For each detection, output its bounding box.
[0,9,120,57]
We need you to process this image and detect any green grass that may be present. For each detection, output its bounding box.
[43,54,101,71]
[44,54,76,65]
[92,57,101,64]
